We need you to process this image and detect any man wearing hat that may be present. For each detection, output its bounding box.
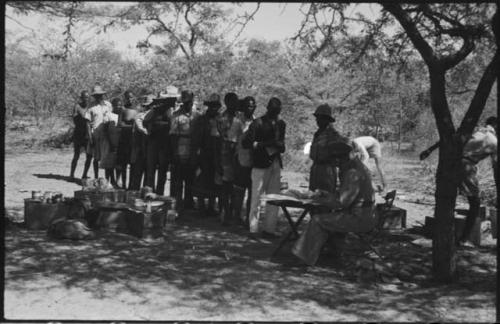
[129,94,155,190]
[192,93,223,217]
[170,89,199,210]
[84,84,113,179]
[136,86,179,195]
[309,104,350,194]
[241,97,286,239]
[291,141,376,266]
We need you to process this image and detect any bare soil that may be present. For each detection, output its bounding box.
[4,149,497,321]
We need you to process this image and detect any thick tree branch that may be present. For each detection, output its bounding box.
[457,50,499,138]
[382,3,437,67]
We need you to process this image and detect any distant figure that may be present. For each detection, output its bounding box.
[420,116,497,247]
[352,136,386,192]
[70,90,93,179]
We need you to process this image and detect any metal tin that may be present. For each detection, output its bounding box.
[32,190,42,200]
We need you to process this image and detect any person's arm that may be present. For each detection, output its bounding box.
[491,137,498,190]
[134,111,149,135]
[373,156,386,191]
[420,141,440,160]
[313,169,361,209]
[241,119,257,149]
[273,121,286,153]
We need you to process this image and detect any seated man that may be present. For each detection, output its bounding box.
[291,141,376,266]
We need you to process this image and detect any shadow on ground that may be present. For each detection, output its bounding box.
[33,173,82,185]
[4,207,496,321]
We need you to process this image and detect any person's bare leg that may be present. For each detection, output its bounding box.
[82,154,92,178]
[70,144,80,178]
[93,159,99,179]
[374,157,386,192]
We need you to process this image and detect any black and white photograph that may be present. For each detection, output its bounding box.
[3,1,498,321]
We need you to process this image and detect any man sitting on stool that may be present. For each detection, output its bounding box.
[291,141,376,266]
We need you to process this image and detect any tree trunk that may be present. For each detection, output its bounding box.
[429,67,460,282]
[433,142,460,282]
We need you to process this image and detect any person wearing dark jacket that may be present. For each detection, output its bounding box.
[242,97,286,239]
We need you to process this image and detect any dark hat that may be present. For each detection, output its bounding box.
[91,85,107,96]
[204,93,222,106]
[313,104,335,122]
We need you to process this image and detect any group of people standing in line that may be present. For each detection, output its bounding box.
[69,83,496,258]
[70,85,286,239]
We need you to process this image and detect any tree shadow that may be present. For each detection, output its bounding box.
[4,209,496,321]
[32,173,82,185]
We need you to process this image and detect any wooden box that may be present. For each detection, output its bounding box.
[96,202,169,238]
[375,204,407,230]
[424,215,482,245]
[24,199,72,230]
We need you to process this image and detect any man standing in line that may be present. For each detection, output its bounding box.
[216,92,245,225]
[137,86,179,195]
[420,116,497,247]
[129,94,155,190]
[242,97,286,240]
[70,90,94,180]
[192,93,223,217]
[116,97,138,188]
[85,85,112,179]
[233,96,257,227]
[170,90,199,210]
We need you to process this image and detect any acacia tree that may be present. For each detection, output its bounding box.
[295,2,498,282]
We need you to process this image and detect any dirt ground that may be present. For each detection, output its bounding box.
[4,149,497,321]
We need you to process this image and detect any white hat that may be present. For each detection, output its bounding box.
[163,85,180,98]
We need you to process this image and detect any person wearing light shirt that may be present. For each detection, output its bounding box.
[420,116,497,247]
[352,136,386,192]
[84,85,112,179]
